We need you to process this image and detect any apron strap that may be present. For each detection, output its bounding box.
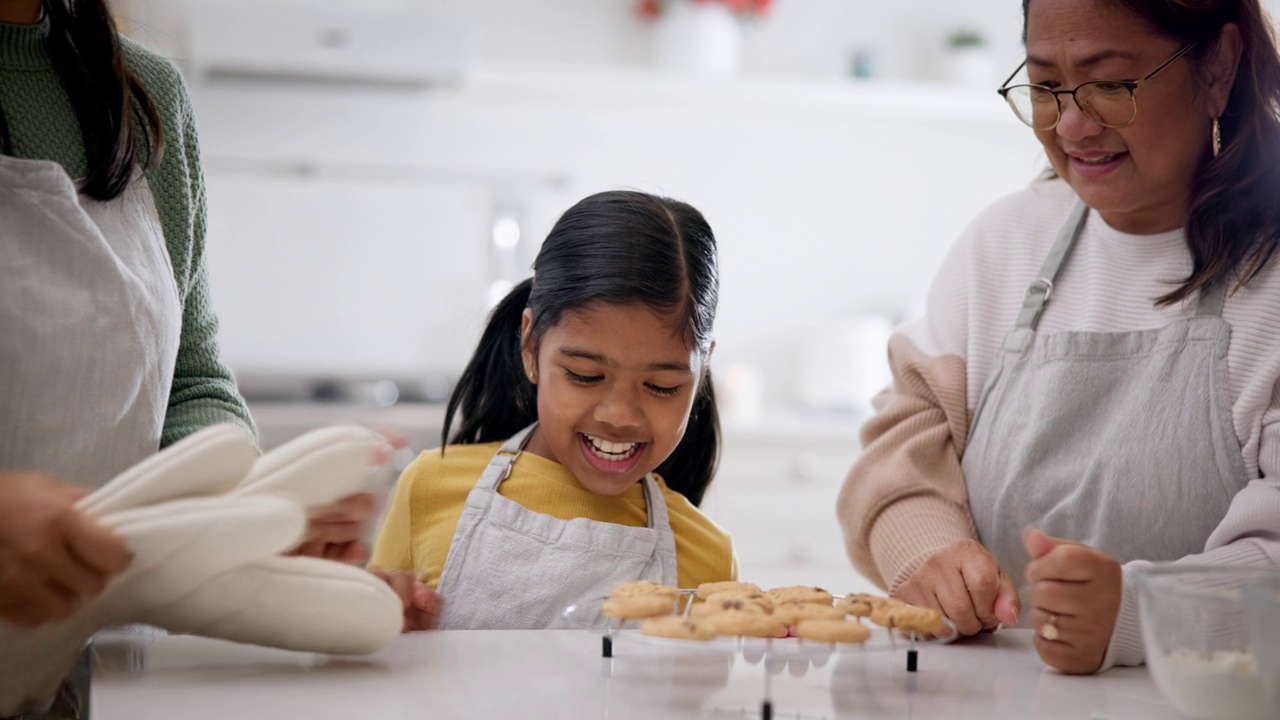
[638,474,671,531]
[473,424,538,492]
[476,423,675,535]
[1015,201,1089,331]
[1195,277,1228,318]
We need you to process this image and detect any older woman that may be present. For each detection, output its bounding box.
[838,0,1280,675]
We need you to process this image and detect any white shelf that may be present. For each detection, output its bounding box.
[458,62,1021,125]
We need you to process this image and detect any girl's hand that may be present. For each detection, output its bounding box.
[0,472,133,627]
[1024,529,1122,675]
[368,569,440,632]
[894,538,1021,636]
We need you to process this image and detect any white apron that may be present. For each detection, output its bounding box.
[0,155,180,488]
[435,424,680,630]
[962,202,1243,617]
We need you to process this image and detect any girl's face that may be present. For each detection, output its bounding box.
[520,302,707,497]
[1025,0,1238,234]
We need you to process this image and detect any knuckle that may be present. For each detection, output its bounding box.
[970,572,1000,595]
[84,574,109,598]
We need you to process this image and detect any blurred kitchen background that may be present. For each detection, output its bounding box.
[112,0,1062,591]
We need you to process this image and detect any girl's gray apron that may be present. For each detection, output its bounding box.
[435,424,679,629]
[0,155,179,489]
[963,202,1243,616]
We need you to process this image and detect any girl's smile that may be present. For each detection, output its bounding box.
[579,433,647,473]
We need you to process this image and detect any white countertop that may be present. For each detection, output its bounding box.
[91,629,1183,719]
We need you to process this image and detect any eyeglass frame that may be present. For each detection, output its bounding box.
[996,42,1197,130]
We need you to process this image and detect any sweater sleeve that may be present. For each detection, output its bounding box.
[160,84,255,446]
[121,40,256,446]
[836,234,979,591]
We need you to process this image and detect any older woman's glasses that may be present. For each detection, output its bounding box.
[996,43,1196,130]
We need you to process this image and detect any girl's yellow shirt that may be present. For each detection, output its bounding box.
[369,442,737,590]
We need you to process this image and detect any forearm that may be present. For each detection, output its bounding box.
[162,264,255,448]
[159,77,254,448]
[869,495,976,592]
[837,333,975,590]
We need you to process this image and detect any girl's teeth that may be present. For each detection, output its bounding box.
[585,434,639,458]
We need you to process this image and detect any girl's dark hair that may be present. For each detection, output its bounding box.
[443,190,721,506]
[1023,0,1280,305]
[0,0,165,199]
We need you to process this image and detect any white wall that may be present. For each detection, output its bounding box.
[191,70,1044,405]
[117,0,1049,409]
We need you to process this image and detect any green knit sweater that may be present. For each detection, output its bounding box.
[0,16,255,447]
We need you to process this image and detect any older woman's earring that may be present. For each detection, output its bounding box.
[1212,118,1222,158]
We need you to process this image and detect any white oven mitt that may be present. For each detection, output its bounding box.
[144,426,404,653]
[0,424,403,716]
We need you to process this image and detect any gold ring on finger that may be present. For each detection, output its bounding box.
[1038,613,1059,641]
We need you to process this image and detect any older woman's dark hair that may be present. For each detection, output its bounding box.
[1024,0,1280,304]
[0,0,165,200]
[443,190,721,506]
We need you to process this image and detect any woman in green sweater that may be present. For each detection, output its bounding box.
[0,0,375,636]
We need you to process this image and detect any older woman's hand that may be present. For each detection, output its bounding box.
[894,538,1021,636]
[1024,529,1122,675]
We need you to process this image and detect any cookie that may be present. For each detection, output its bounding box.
[766,585,834,605]
[706,611,784,638]
[602,595,676,620]
[836,593,891,617]
[795,619,872,644]
[704,590,774,613]
[869,599,909,627]
[640,616,717,641]
[690,597,769,618]
[773,601,846,626]
[891,606,947,635]
[695,581,761,599]
[610,580,680,601]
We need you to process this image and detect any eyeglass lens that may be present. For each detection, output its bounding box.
[1005,83,1137,129]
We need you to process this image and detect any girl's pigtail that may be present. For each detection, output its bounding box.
[442,279,538,448]
[654,370,720,507]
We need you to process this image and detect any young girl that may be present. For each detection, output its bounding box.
[369,189,736,630]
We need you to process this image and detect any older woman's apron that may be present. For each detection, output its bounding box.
[962,202,1243,616]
